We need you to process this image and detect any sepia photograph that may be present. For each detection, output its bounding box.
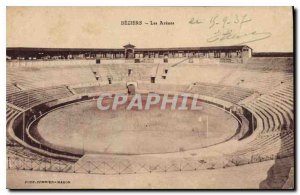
[5,6,295,189]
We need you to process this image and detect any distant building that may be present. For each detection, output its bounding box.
[6,44,252,63]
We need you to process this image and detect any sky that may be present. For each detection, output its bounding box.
[6,7,293,52]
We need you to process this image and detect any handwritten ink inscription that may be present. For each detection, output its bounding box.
[188,14,272,45]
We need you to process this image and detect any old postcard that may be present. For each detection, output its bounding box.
[6,6,294,189]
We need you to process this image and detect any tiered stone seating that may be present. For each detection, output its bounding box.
[244,57,293,72]
[244,84,293,133]
[161,58,293,94]
[222,71,293,94]
[162,64,237,85]
[231,83,294,160]
[6,105,74,165]
[231,132,294,160]
[7,144,74,168]
[72,83,126,94]
[189,82,253,104]
[6,84,21,94]
[7,108,80,162]
[7,67,96,89]
[6,107,19,128]
[236,113,250,139]
[6,106,21,147]
[137,83,190,93]
[72,85,103,94]
[91,63,156,82]
[7,86,73,110]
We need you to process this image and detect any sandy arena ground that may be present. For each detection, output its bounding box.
[33,99,238,155]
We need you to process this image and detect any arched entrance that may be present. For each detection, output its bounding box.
[127,84,136,95]
[123,43,136,59]
[127,82,137,95]
[126,49,134,59]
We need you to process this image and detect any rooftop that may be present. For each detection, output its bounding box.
[7,45,251,52]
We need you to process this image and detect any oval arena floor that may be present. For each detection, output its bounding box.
[33,98,238,155]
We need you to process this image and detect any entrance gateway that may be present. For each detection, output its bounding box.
[126,81,137,95]
[124,43,135,59]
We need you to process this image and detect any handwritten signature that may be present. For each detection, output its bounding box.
[188,14,272,45]
[206,29,272,45]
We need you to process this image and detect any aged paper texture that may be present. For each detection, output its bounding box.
[6,6,294,189]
